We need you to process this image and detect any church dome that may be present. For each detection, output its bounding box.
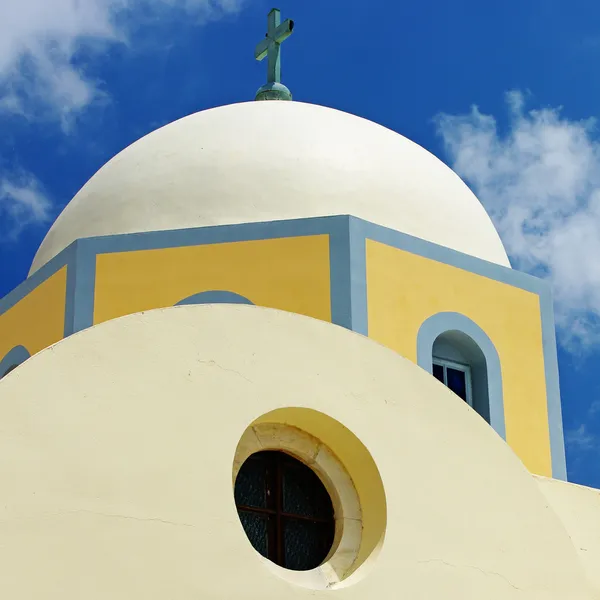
[30,101,510,274]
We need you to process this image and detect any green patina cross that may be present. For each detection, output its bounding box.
[254,8,294,101]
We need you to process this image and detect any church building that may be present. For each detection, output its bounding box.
[0,9,599,599]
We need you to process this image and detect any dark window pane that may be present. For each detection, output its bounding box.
[234,455,267,508]
[238,511,269,557]
[432,363,444,383]
[446,367,467,401]
[283,518,334,571]
[235,450,335,571]
[282,460,333,519]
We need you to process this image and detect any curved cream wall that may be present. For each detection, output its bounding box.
[535,475,600,595]
[30,101,510,274]
[0,305,590,599]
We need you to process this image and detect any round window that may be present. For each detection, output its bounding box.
[234,450,335,571]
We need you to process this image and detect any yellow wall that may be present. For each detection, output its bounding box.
[0,268,67,360]
[93,236,331,325]
[366,240,551,477]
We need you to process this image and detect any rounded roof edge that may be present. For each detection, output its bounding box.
[30,100,510,274]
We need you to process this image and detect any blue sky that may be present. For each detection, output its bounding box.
[1,0,599,487]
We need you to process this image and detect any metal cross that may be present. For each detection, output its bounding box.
[255,8,294,85]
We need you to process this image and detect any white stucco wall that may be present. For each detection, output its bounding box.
[0,305,591,599]
[30,101,510,274]
[535,475,600,596]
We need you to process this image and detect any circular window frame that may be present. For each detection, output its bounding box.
[233,422,362,587]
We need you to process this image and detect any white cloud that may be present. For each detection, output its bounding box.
[0,0,242,241]
[565,424,597,453]
[0,173,52,239]
[0,0,242,127]
[436,91,600,350]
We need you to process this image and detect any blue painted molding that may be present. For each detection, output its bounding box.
[353,217,549,296]
[64,239,97,336]
[0,216,341,317]
[416,312,507,440]
[0,215,566,480]
[176,291,254,306]
[0,241,74,316]
[2,214,545,328]
[321,215,366,335]
[538,292,567,480]
[347,217,368,336]
[84,217,339,255]
[327,217,352,329]
[0,345,31,378]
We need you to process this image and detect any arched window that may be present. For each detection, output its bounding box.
[175,290,253,306]
[417,312,505,439]
[0,345,31,380]
[432,357,473,407]
[432,330,486,418]
[234,450,335,571]
[1,364,19,378]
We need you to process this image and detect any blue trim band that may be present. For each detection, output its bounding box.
[417,312,506,440]
[2,215,544,322]
[328,216,367,335]
[0,243,73,316]
[354,218,546,295]
[85,217,339,255]
[348,217,368,336]
[176,291,254,306]
[63,240,96,335]
[538,292,567,480]
[63,242,78,336]
[0,345,31,378]
[0,215,565,478]
[328,216,353,330]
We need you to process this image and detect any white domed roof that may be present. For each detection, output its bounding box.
[30,101,510,274]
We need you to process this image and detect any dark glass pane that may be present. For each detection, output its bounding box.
[234,455,267,508]
[238,511,269,557]
[432,363,444,383]
[235,451,335,571]
[446,367,467,401]
[283,518,334,571]
[282,460,333,519]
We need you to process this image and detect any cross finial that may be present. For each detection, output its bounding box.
[254,8,294,101]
